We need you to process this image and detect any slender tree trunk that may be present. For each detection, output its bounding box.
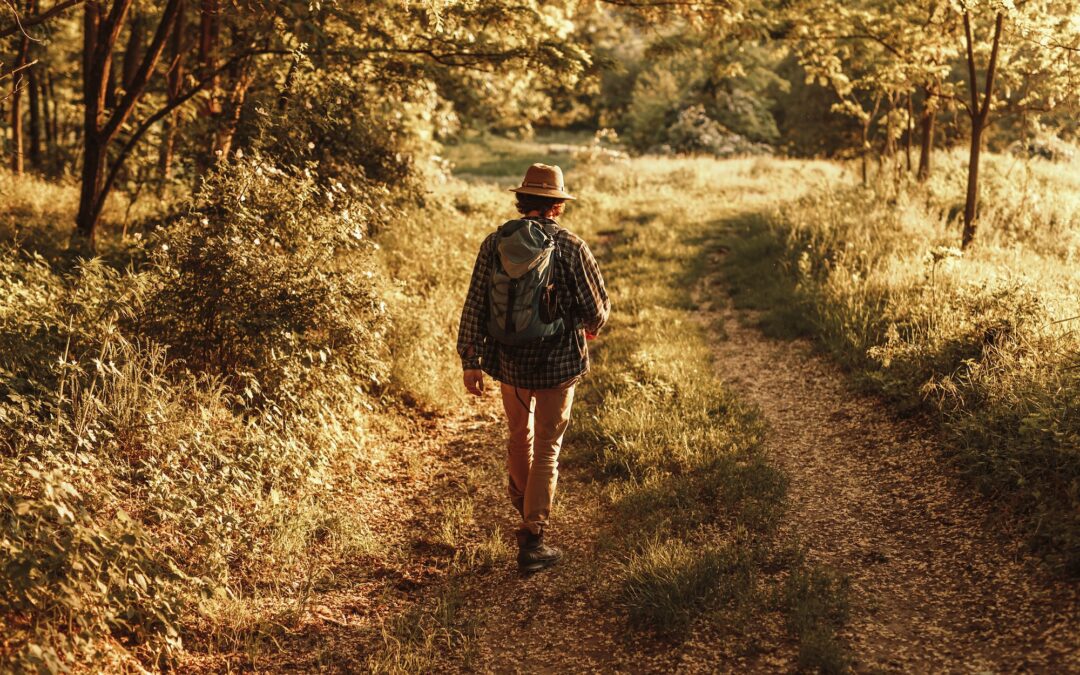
[962,120,984,248]
[960,10,1004,250]
[905,93,914,174]
[917,88,936,182]
[41,71,53,148]
[76,135,108,241]
[46,70,60,168]
[212,40,252,160]
[76,1,107,243]
[199,0,220,116]
[158,0,184,183]
[10,6,31,175]
[28,64,42,170]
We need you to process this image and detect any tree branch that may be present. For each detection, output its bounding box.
[91,51,256,225]
[962,10,980,119]
[101,0,182,143]
[980,12,1004,121]
[0,0,81,39]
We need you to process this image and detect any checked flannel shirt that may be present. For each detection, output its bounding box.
[457,217,610,390]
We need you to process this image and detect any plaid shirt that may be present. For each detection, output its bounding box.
[457,217,610,390]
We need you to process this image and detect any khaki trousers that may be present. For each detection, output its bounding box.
[500,381,576,535]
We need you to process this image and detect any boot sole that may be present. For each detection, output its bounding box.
[518,554,563,574]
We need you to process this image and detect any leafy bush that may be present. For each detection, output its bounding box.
[661,105,773,157]
[0,158,395,669]
[141,155,386,407]
[1,460,186,672]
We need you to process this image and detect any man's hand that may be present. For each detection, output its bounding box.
[463,369,485,396]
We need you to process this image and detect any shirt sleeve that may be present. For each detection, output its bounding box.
[573,241,610,335]
[457,235,494,370]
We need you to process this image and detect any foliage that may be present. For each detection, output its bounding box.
[662,105,773,157]
[141,152,386,406]
[0,165,388,670]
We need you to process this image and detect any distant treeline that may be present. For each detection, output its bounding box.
[2,2,1078,249]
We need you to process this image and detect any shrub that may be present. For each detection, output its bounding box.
[141,155,387,407]
[662,105,773,157]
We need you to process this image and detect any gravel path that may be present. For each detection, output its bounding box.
[701,252,1080,673]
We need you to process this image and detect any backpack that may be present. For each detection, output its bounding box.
[487,218,564,346]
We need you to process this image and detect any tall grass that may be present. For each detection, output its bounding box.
[726,150,1080,574]
[0,159,429,670]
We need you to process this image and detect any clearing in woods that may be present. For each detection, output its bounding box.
[183,158,1079,672]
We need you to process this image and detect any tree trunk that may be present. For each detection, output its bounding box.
[41,71,54,148]
[960,11,1004,250]
[75,135,108,242]
[46,70,60,168]
[961,120,983,249]
[28,61,42,170]
[158,0,185,182]
[199,0,220,116]
[212,45,252,161]
[905,93,913,174]
[917,95,936,182]
[10,9,31,175]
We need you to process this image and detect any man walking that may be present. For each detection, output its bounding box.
[457,163,610,573]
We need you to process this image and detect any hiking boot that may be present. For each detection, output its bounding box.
[515,528,563,573]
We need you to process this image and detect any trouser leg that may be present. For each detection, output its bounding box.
[522,383,575,535]
[501,383,533,518]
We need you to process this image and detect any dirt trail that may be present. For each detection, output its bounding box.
[444,400,679,673]
[184,226,1077,673]
[699,253,1080,673]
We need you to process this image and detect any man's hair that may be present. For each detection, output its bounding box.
[515,193,566,217]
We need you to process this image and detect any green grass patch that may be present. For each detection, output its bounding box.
[779,564,852,675]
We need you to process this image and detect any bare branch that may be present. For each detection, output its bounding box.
[0,0,81,39]
[980,12,1005,121]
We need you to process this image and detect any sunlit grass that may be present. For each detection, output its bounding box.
[724,150,1080,574]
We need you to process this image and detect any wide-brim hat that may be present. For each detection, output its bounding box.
[509,163,576,200]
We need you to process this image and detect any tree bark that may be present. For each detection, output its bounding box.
[41,70,54,149]
[46,70,60,166]
[905,93,913,174]
[28,73,42,170]
[198,0,220,116]
[962,121,984,248]
[212,34,252,161]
